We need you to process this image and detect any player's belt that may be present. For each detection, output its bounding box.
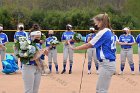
[99,59,115,62]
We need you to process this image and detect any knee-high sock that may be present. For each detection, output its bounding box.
[55,65,58,71]
[49,65,52,72]
[121,64,125,72]
[130,63,134,71]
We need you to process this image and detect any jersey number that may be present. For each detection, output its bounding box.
[111,36,116,49]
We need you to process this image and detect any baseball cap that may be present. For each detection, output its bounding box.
[18,24,24,28]
[66,24,72,28]
[30,31,41,36]
[123,27,130,31]
[0,26,3,31]
[89,27,95,31]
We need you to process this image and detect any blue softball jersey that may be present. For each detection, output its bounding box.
[136,34,140,47]
[119,34,135,49]
[89,28,116,62]
[61,31,75,44]
[14,31,28,40]
[0,33,8,44]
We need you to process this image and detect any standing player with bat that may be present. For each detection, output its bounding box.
[61,24,75,74]
[68,13,116,93]
[85,27,99,74]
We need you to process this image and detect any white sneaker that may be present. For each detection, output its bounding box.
[131,71,135,75]
[96,70,99,75]
[88,70,91,74]
[118,71,123,75]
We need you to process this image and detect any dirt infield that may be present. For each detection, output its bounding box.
[0,54,140,93]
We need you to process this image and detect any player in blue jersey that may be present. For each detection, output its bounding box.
[136,33,140,74]
[68,13,116,93]
[14,23,28,66]
[0,25,8,62]
[61,24,75,74]
[118,27,135,75]
[46,30,59,74]
[85,27,99,74]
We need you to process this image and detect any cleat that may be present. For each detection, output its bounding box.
[118,71,123,75]
[61,70,66,74]
[88,70,91,74]
[69,70,72,74]
[131,71,135,75]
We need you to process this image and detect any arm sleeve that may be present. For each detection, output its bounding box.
[136,35,139,43]
[46,39,50,47]
[14,33,16,40]
[119,36,122,42]
[5,34,9,42]
[131,36,135,43]
[61,33,66,41]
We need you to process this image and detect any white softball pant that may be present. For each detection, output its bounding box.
[87,48,98,67]
[0,50,5,61]
[96,60,116,93]
[63,45,74,65]
[22,64,41,93]
[48,49,58,65]
[120,48,134,65]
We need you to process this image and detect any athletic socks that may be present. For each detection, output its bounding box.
[88,64,91,71]
[49,65,52,72]
[121,64,125,72]
[139,64,140,72]
[70,64,72,71]
[55,65,58,72]
[130,63,134,71]
[63,64,66,71]
[96,64,99,71]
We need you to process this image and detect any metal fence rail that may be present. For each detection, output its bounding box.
[3,30,140,32]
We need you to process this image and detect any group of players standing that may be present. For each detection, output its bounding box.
[0,23,140,75]
[1,13,140,93]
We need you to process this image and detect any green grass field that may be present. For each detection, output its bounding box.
[6,42,138,54]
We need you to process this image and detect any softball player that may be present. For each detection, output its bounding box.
[61,24,75,74]
[118,27,135,75]
[22,31,43,93]
[14,23,28,66]
[69,13,116,93]
[46,30,59,74]
[135,34,140,74]
[85,27,99,74]
[0,25,8,62]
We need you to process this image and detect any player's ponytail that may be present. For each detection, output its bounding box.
[94,13,112,30]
